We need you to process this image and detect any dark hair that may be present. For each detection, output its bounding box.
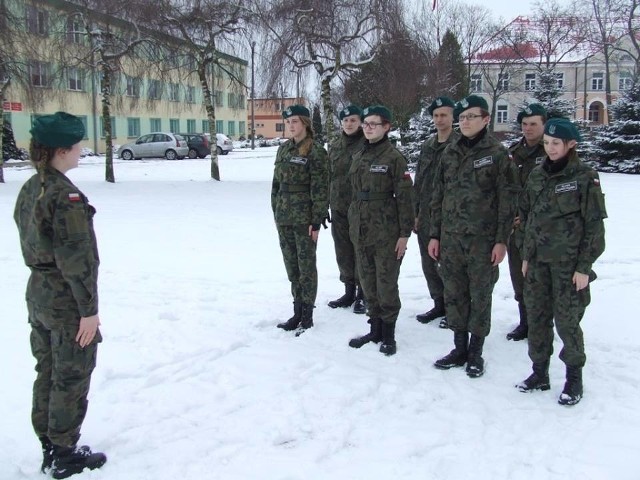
[29,139,68,198]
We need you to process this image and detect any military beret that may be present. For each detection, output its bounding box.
[544,118,582,142]
[339,105,362,120]
[517,103,547,124]
[282,104,310,119]
[30,112,85,148]
[455,95,489,115]
[362,105,392,122]
[428,96,456,116]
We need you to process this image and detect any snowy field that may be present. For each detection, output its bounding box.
[1,147,639,480]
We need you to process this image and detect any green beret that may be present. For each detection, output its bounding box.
[30,112,85,148]
[517,103,547,124]
[339,105,362,120]
[455,95,489,114]
[362,105,392,122]
[544,118,582,142]
[428,96,455,116]
[282,104,310,119]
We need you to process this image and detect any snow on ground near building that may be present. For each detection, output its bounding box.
[1,148,639,480]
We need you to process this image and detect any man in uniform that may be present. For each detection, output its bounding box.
[414,96,459,328]
[428,95,519,377]
[506,103,547,341]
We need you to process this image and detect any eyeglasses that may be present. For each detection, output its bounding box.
[362,122,384,129]
[458,113,483,122]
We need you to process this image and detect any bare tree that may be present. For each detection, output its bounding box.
[609,0,640,75]
[473,59,525,131]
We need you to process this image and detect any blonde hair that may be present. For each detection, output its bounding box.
[297,116,315,157]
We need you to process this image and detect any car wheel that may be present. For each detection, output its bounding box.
[121,150,133,160]
[216,146,223,155]
[188,148,197,159]
[165,149,177,160]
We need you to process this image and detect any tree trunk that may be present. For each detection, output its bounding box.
[198,65,220,181]
[321,76,336,144]
[101,62,115,183]
[0,80,8,184]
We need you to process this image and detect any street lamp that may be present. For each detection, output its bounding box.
[279,81,285,138]
[251,41,256,150]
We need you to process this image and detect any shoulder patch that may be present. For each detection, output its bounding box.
[555,181,578,194]
[473,156,494,169]
[290,156,308,165]
[370,165,389,174]
[68,192,82,202]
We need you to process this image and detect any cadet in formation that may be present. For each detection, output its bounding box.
[13,112,107,479]
[347,105,414,356]
[516,118,607,406]
[414,96,459,329]
[428,95,519,377]
[506,103,548,341]
[327,105,367,314]
[272,105,329,335]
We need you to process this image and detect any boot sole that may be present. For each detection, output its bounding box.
[558,393,582,406]
[433,362,465,370]
[52,454,107,479]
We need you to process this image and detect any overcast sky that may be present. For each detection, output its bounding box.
[461,0,536,21]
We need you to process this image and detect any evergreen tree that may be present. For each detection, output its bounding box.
[397,107,435,168]
[532,69,576,119]
[592,77,640,173]
[433,30,467,100]
[2,121,26,161]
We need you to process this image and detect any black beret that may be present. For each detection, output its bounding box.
[517,103,547,124]
[544,118,582,142]
[455,95,489,115]
[30,112,85,148]
[362,105,392,122]
[428,96,456,116]
[339,105,362,120]
[282,104,310,119]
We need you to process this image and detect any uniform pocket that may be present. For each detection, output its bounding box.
[474,166,495,191]
[556,190,580,215]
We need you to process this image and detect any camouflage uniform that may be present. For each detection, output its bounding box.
[348,138,414,324]
[415,131,460,301]
[520,151,607,368]
[14,166,101,448]
[430,131,519,337]
[329,130,365,285]
[272,139,329,305]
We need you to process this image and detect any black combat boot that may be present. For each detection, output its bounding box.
[328,283,356,308]
[516,361,550,392]
[51,445,107,479]
[506,302,528,341]
[466,334,485,378]
[438,316,449,329]
[352,285,366,314]
[40,436,54,473]
[434,330,468,369]
[379,322,397,356]
[277,302,302,331]
[294,304,314,336]
[416,297,446,324]
[348,318,382,348]
[558,366,583,406]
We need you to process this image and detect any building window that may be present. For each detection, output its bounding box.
[67,68,85,91]
[497,104,508,124]
[168,119,179,133]
[525,73,536,91]
[276,123,284,132]
[591,72,603,91]
[556,73,565,90]
[76,116,89,139]
[619,72,633,91]
[186,119,196,133]
[66,15,84,44]
[228,121,235,136]
[186,86,195,104]
[169,83,180,102]
[216,120,223,134]
[148,79,162,100]
[238,94,245,109]
[470,74,482,93]
[150,118,161,132]
[228,92,236,108]
[126,76,141,97]
[214,90,223,107]
[498,73,509,91]
[100,116,116,138]
[127,118,140,138]
[588,103,602,123]
[202,120,210,133]
[29,61,50,87]
[239,121,246,136]
[26,6,48,36]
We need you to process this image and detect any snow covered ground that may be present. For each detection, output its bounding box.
[1,148,639,480]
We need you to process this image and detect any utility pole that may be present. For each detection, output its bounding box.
[251,41,256,150]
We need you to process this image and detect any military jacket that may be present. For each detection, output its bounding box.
[520,151,607,274]
[271,138,329,226]
[430,131,519,243]
[415,130,460,228]
[328,130,365,213]
[14,166,100,317]
[348,138,414,246]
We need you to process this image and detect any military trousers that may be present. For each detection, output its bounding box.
[277,224,318,305]
[330,209,358,285]
[417,227,444,299]
[28,302,100,448]
[524,259,590,367]
[439,232,498,337]
[507,232,525,303]
[355,240,402,324]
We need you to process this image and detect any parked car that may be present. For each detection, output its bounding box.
[118,132,188,160]
[179,133,210,159]
[204,133,234,155]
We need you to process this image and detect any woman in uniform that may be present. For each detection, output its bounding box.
[14,112,107,478]
[347,105,414,355]
[271,105,329,334]
[517,117,607,406]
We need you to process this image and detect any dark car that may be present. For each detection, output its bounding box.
[179,133,211,159]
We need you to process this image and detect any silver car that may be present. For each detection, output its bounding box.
[118,132,189,160]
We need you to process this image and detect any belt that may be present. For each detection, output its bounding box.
[357,191,394,200]
[280,183,309,193]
